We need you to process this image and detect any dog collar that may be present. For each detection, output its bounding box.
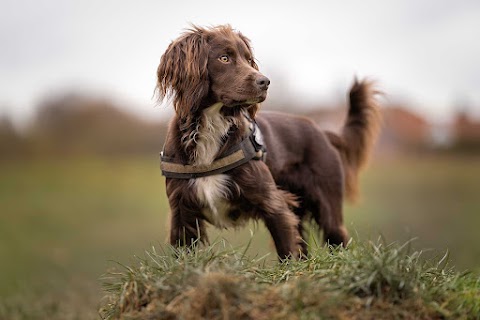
[160,114,267,179]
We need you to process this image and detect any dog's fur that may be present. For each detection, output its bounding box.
[157,25,380,259]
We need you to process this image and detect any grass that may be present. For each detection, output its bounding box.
[0,156,168,320]
[346,155,480,270]
[0,154,479,319]
[99,239,480,320]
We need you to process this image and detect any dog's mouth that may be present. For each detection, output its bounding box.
[222,92,267,108]
[224,99,260,108]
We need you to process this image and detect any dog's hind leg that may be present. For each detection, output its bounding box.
[309,185,349,247]
[320,199,349,247]
[323,181,349,247]
[324,224,349,247]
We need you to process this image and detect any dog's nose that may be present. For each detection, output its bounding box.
[256,75,270,90]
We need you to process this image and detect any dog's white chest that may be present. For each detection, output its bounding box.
[193,175,238,228]
[188,103,245,228]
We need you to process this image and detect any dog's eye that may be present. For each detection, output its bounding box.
[219,55,230,63]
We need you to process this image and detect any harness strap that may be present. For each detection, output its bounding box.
[160,119,266,179]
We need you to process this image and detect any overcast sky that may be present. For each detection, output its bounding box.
[1,0,480,127]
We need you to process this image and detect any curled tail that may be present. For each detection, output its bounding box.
[326,79,381,202]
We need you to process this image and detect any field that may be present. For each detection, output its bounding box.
[0,155,479,318]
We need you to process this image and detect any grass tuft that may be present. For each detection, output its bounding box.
[99,238,480,320]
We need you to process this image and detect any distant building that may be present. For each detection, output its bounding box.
[304,105,434,156]
[303,107,345,133]
[377,106,431,154]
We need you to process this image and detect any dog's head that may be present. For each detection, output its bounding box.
[156,25,269,120]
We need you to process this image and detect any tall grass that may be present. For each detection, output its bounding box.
[100,238,480,320]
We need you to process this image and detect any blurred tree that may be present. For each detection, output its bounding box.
[452,110,480,153]
[0,114,28,159]
[28,93,167,156]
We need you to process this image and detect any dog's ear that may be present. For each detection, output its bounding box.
[156,28,210,120]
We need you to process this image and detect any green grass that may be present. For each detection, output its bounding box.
[99,239,480,320]
[0,155,479,319]
[347,156,480,270]
[0,156,168,319]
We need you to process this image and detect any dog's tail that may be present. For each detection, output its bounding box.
[326,79,381,202]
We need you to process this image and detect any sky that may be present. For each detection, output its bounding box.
[1,0,480,127]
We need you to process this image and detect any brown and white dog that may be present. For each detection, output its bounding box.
[157,25,380,259]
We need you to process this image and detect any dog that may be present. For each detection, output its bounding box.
[156,25,380,259]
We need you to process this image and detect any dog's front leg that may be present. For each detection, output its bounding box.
[166,179,209,247]
[234,163,302,260]
[261,196,301,260]
[168,207,208,247]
